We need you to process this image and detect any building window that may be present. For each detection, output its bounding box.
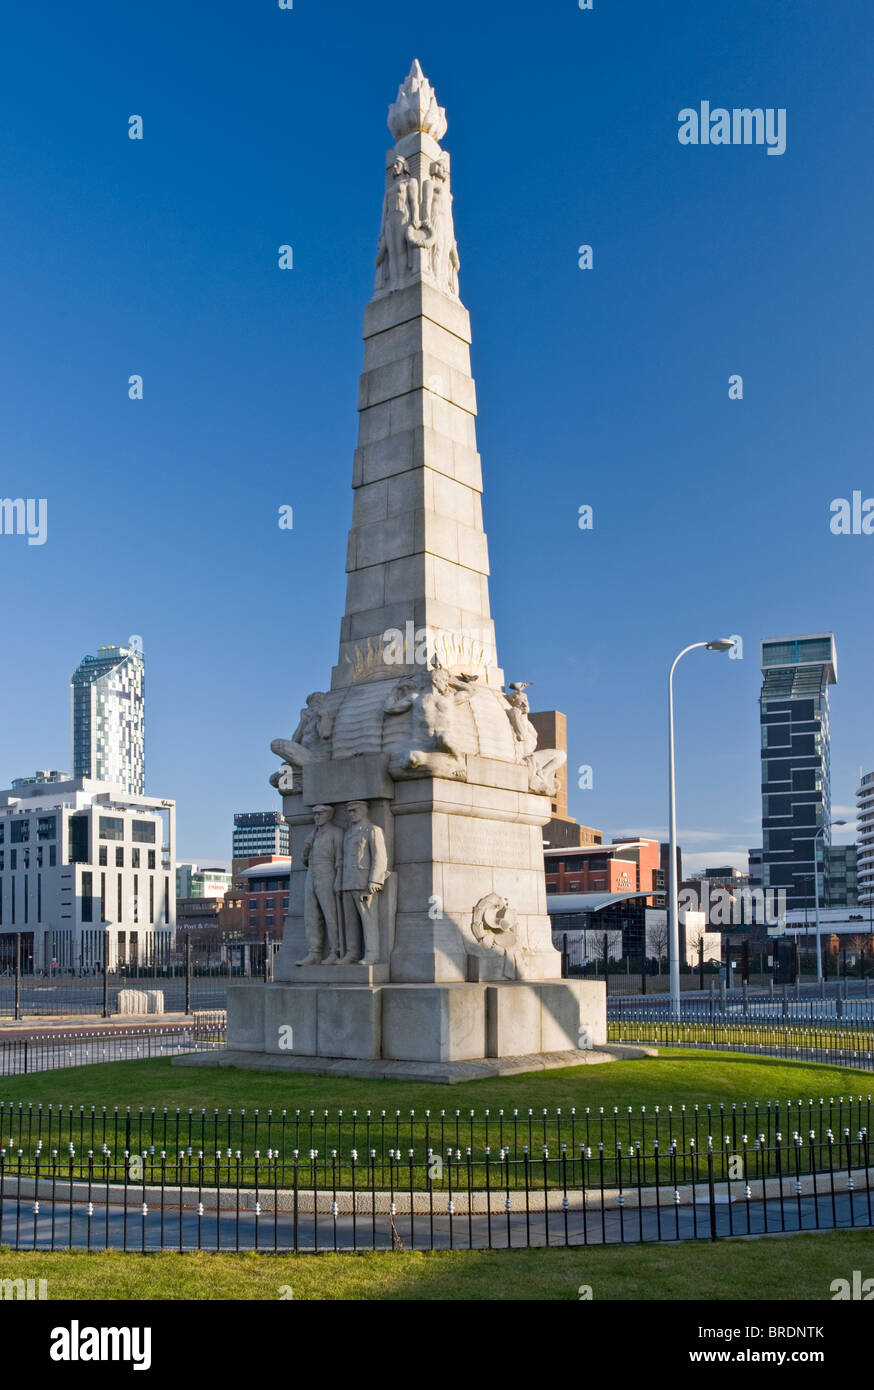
[99,845,108,866]
[117,876,123,920]
[149,877,154,924]
[82,871,93,923]
[132,848,140,868]
[49,845,56,868]
[116,847,124,867]
[99,816,124,841]
[11,820,30,844]
[148,850,156,870]
[37,816,56,841]
[131,820,156,843]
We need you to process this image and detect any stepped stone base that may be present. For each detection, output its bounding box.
[174,1042,653,1085]
[223,977,606,1070]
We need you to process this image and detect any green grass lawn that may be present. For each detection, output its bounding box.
[3,1048,869,1114]
[2,1229,872,1300]
[1,1050,870,1190]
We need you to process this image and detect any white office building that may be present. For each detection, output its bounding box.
[0,777,175,971]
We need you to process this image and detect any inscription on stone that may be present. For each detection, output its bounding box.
[447,819,528,868]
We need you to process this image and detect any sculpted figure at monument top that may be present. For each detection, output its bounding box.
[375,156,420,292]
[416,156,460,298]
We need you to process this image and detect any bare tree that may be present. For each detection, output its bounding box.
[646,920,669,976]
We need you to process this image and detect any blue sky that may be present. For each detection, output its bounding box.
[0,0,870,868]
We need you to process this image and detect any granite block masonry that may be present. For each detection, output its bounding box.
[225,60,606,1077]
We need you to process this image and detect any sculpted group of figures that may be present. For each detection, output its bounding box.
[269,664,566,798]
[375,153,460,298]
[298,801,388,967]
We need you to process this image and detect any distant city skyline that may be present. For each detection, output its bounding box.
[1,1,870,869]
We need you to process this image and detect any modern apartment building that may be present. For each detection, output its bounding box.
[0,776,175,971]
[759,633,837,911]
[71,645,145,795]
[857,770,874,906]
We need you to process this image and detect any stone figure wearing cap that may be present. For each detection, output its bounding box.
[340,801,389,965]
[297,804,344,967]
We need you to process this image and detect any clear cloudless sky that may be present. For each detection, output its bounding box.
[0,0,871,869]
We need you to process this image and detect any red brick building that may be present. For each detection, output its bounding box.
[235,858,292,940]
[544,838,663,903]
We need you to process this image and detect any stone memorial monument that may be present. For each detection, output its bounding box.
[224,61,606,1079]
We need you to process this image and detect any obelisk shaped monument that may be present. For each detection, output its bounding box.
[332,58,502,696]
[228,63,605,1075]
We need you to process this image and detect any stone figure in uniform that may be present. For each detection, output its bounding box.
[340,801,389,965]
[297,804,344,967]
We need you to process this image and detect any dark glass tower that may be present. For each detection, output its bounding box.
[759,634,837,911]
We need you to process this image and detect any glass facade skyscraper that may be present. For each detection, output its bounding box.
[71,645,145,795]
[759,633,837,911]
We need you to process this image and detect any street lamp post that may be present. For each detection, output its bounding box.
[668,638,735,1020]
[813,819,847,985]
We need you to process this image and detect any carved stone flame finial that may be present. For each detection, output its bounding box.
[388,59,448,142]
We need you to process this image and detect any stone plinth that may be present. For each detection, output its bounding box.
[227,977,605,1072]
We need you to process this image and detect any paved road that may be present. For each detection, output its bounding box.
[0,1034,210,1076]
[0,1190,870,1252]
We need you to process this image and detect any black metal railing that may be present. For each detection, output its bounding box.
[0,1094,869,1189]
[0,1017,226,1077]
[0,1130,869,1252]
[608,1015,874,1069]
